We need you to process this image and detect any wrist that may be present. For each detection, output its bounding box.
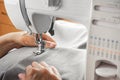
[4,32,16,43]
[1,32,21,48]
[0,32,21,58]
[8,32,23,48]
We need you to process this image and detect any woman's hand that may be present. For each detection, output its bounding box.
[0,31,56,58]
[18,62,62,80]
[10,31,56,48]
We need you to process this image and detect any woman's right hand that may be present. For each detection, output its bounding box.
[18,61,62,80]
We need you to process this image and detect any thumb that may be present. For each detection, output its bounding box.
[18,73,26,80]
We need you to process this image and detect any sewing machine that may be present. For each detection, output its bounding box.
[4,0,120,80]
[4,0,91,54]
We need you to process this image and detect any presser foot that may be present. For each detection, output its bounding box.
[33,34,46,55]
[33,50,44,55]
[33,41,45,55]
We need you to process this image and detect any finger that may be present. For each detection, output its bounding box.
[18,73,26,80]
[42,33,56,43]
[45,41,56,48]
[40,61,54,74]
[31,61,49,75]
[25,65,38,79]
[31,62,51,77]
[32,61,44,69]
[51,66,61,76]
[40,61,49,68]
[26,65,33,76]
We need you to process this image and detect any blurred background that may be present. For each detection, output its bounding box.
[0,0,20,36]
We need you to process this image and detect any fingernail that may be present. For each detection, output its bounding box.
[18,73,25,80]
[18,73,22,78]
[50,43,55,47]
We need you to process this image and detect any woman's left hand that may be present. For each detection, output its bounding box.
[9,31,56,48]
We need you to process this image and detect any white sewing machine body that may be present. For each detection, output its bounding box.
[4,0,91,33]
[4,0,120,80]
[87,0,120,80]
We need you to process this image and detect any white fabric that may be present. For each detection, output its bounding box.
[50,20,88,48]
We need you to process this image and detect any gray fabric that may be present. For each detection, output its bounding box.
[0,47,86,80]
